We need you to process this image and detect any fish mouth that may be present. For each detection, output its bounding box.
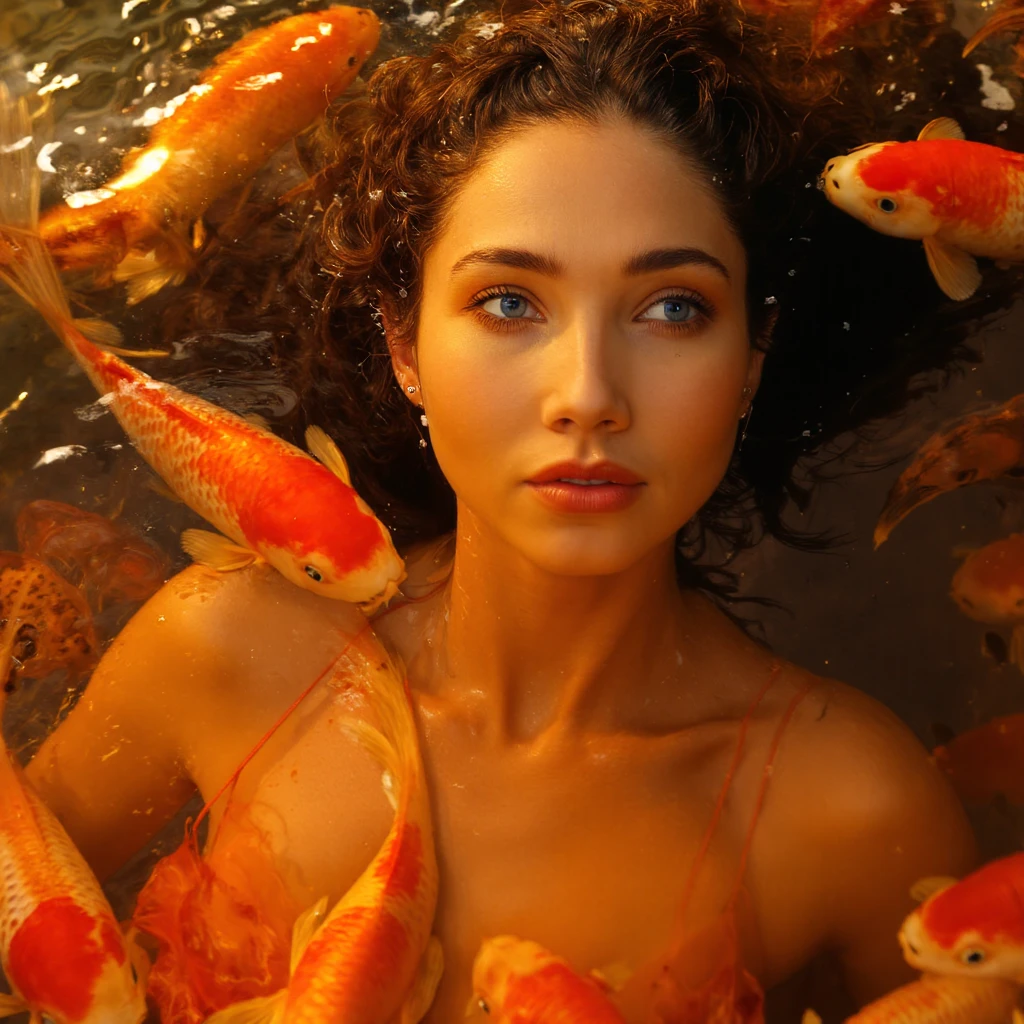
[358,574,406,616]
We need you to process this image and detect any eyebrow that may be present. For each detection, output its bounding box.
[449,245,730,281]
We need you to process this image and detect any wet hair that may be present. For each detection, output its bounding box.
[173,0,1016,599]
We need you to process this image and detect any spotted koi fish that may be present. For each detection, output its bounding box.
[874,394,1024,548]
[821,117,1024,300]
[469,937,628,1023]
[0,91,405,612]
[34,6,380,303]
[206,642,442,1024]
[0,560,147,1024]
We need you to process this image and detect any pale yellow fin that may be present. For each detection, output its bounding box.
[72,317,169,359]
[204,991,287,1024]
[923,236,982,301]
[590,961,633,992]
[398,935,445,1024]
[918,117,966,142]
[801,1012,823,1024]
[180,529,259,572]
[343,720,401,811]
[1011,625,1024,674]
[0,994,27,1020]
[305,425,351,485]
[290,896,329,975]
[910,875,958,902]
[243,411,270,431]
[112,249,188,305]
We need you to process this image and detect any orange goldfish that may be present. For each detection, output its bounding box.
[950,535,1024,669]
[34,7,380,303]
[469,937,627,1023]
[0,559,148,1024]
[205,645,442,1024]
[801,975,1022,1023]
[900,855,1024,982]
[821,117,1024,299]
[0,92,405,612]
[16,499,169,609]
[932,713,1024,806]
[0,551,98,683]
[874,394,1024,548]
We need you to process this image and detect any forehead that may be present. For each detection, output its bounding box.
[430,116,746,282]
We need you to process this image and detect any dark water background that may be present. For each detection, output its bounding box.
[1,0,1024,1018]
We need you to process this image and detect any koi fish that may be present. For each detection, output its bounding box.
[0,558,148,1024]
[205,643,443,1024]
[964,4,1024,69]
[801,975,1022,1023]
[899,854,1024,982]
[0,92,405,612]
[932,713,1024,806]
[0,551,98,683]
[16,499,170,609]
[820,117,1024,300]
[469,937,628,1023]
[34,6,380,303]
[874,394,1024,548]
[950,535,1024,669]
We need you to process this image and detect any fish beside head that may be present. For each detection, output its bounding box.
[471,935,548,1013]
[950,535,1024,626]
[821,144,944,240]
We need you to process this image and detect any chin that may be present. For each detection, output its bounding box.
[513,526,669,578]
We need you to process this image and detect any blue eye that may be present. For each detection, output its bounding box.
[643,297,699,323]
[482,293,532,318]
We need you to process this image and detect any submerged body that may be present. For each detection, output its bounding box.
[821,118,1024,299]
[35,7,380,300]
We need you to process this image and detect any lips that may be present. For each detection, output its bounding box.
[526,461,644,513]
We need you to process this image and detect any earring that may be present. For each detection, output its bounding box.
[739,401,753,451]
[420,413,429,427]
[406,384,418,394]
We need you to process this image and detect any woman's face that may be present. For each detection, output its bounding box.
[395,115,761,577]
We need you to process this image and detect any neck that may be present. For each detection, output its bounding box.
[428,505,688,744]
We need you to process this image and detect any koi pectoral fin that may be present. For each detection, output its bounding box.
[0,994,27,1020]
[922,236,982,301]
[204,991,286,1024]
[399,935,445,1024]
[180,529,260,573]
[305,425,352,486]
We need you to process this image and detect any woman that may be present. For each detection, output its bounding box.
[23,1,976,1020]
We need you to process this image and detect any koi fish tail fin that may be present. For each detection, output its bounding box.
[203,990,287,1024]
[964,7,1024,56]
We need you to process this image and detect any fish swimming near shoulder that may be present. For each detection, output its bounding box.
[874,394,1024,548]
[899,854,1024,982]
[0,560,148,1024]
[16,499,170,609]
[933,713,1024,806]
[0,91,405,612]
[32,6,380,303]
[205,640,443,1024]
[820,117,1024,300]
[801,974,1022,1023]
[469,936,628,1023]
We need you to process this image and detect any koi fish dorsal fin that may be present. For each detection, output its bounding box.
[290,896,329,976]
[910,875,959,902]
[305,425,352,486]
[591,961,633,992]
[923,236,982,301]
[918,117,966,142]
[398,935,444,1024]
[180,529,259,572]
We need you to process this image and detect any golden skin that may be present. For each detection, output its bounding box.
[23,118,973,1022]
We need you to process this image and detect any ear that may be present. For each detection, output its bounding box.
[744,307,775,406]
[386,326,420,403]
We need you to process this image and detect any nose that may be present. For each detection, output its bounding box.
[540,315,630,436]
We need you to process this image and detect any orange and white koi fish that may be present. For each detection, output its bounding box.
[874,394,1024,548]
[34,6,380,303]
[933,713,1024,806]
[899,854,1024,982]
[0,563,148,1024]
[801,975,1022,1024]
[951,535,1024,669]
[820,117,1024,300]
[0,93,405,612]
[206,647,442,1024]
[469,937,628,1023]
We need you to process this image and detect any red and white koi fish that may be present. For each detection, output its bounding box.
[802,975,1022,1024]
[469,937,628,1023]
[933,713,1024,806]
[206,644,442,1024]
[899,855,1024,982]
[0,92,405,612]
[34,6,380,303]
[0,562,148,1024]
[820,117,1024,300]
[874,394,1024,548]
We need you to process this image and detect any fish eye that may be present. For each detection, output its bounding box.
[305,565,324,582]
[478,997,491,1014]
[955,469,977,483]
[877,197,898,213]
[960,947,987,965]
